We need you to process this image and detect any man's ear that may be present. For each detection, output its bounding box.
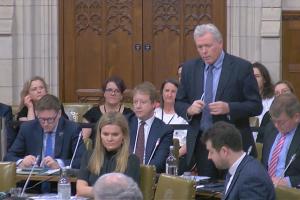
[294,112,300,123]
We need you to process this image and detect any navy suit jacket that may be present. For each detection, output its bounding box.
[0,103,15,149]
[223,155,275,200]
[127,114,173,173]
[175,53,262,164]
[262,122,300,187]
[4,117,86,169]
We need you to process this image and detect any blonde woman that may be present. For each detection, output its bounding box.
[76,112,140,198]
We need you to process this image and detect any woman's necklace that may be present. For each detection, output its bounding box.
[104,104,122,113]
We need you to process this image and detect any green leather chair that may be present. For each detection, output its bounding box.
[139,165,156,200]
[276,186,300,200]
[0,162,16,192]
[63,103,93,122]
[154,173,196,200]
[255,142,263,161]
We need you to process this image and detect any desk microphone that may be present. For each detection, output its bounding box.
[21,155,40,197]
[68,130,82,169]
[147,138,160,165]
[276,153,297,186]
[247,145,252,155]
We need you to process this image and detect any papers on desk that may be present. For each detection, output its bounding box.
[30,194,88,199]
[181,175,210,182]
[16,168,60,175]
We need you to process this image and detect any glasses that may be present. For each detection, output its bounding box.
[37,112,59,124]
[105,88,121,94]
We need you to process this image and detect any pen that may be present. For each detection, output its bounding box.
[200,93,205,101]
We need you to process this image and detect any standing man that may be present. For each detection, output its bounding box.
[175,23,262,177]
[127,82,173,173]
[262,93,300,187]
[202,121,275,200]
[5,94,85,169]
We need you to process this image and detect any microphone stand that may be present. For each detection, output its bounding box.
[21,155,40,197]
[147,138,160,165]
[276,153,296,187]
[69,131,82,169]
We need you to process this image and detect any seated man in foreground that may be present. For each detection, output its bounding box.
[202,121,275,200]
[5,94,85,169]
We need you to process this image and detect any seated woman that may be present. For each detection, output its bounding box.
[252,62,274,125]
[17,76,68,121]
[82,76,133,139]
[154,79,188,157]
[76,112,140,198]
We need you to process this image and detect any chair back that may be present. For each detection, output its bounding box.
[275,186,300,200]
[255,142,263,161]
[139,165,156,200]
[0,162,16,191]
[63,103,93,122]
[154,174,196,200]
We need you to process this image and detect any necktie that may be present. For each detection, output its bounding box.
[136,121,145,163]
[268,133,287,177]
[224,172,232,194]
[45,132,54,157]
[200,65,214,131]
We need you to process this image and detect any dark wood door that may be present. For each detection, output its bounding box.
[282,11,300,99]
[59,0,226,102]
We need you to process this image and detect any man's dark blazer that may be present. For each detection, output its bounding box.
[175,53,262,165]
[4,117,86,169]
[262,122,300,187]
[127,113,173,173]
[0,103,15,149]
[223,155,275,200]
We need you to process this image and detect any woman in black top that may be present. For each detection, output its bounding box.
[82,76,133,139]
[76,112,140,198]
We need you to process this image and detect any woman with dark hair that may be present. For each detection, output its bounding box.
[154,79,188,156]
[82,76,133,139]
[253,62,274,125]
[76,112,140,198]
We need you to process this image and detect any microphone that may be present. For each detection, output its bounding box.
[147,138,160,165]
[276,153,297,187]
[68,130,82,169]
[21,155,40,197]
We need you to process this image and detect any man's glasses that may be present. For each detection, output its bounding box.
[105,88,121,94]
[37,112,59,124]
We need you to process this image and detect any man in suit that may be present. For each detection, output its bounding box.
[202,121,275,200]
[262,93,300,187]
[127,82,173,173]
[175,23,262,178]
[5,94,85,169]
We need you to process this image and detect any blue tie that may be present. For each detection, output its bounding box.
[200,65,214,131]
[224,172,232,194]
[45,132,54,157]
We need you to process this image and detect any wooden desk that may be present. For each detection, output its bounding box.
[16,174,77,183]
[196,190,222,200]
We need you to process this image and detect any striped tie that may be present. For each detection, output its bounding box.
[268,133,287,177]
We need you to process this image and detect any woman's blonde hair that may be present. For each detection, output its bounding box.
[88,112,130,175]
[19,76,48,110]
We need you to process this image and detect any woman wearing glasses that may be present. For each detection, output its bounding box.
[82,76,133,139]
[76,112,139,198]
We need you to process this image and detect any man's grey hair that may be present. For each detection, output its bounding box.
[93,173,143,200]
[193,23,223,43]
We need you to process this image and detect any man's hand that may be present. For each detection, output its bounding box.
[42,156,60,169]
[187,100,205,116]
[272,176,289,187]
[209,101,229,115]
[19,155,37,168]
